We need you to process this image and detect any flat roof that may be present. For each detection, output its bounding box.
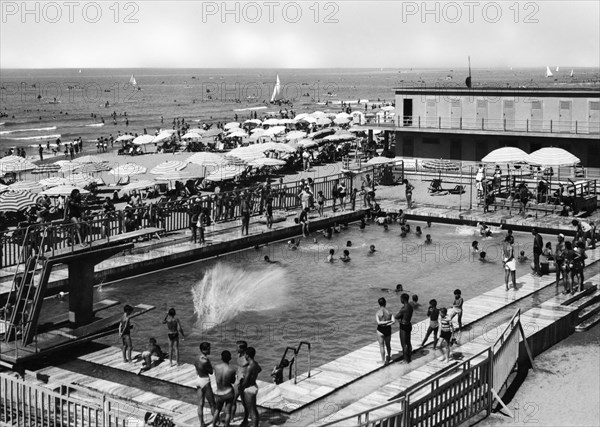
[394,86,600,98]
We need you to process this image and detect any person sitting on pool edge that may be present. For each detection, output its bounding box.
[137,338,166,375]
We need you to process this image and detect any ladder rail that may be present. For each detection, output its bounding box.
[293,341,312,384]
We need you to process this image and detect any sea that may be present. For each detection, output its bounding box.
[1,67,599,157]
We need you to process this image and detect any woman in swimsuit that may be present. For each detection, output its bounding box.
[163,308,185,366]
[376,297,395,364]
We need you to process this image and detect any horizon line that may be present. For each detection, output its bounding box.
[2,66,600,71]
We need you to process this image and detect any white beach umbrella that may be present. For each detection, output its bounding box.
[311,111,326,118]
[132,135,155,146]
[182,131,202,141]
[262,118,280,126]
[258,142,296,153]
[315,117,332,126]
[334,116,352,125]
[58,161,81,174]
[109,163,147,176]
[121,180,156,192]
[297,139,318,148]
[298,116,317,124]
[244,119,263,125]
[224,122,240,130]
[228,130,248,138]
[39,177,68,187]
[335,112,352,119]
[366,156,397,165]
[150,160,187,175]
[285,131,307,141]
[527,147,580,167]
[481,147,530,164]
[249,158,286,168]
[263,126,286,137]
[293,113,310,121]
[152,132,173,144]
[41,185,90,196]
[115,134,135,142]
[380,105,395,111]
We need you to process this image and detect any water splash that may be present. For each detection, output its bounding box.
[192,262,288,326]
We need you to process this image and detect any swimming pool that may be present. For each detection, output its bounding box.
[76,222,535,378]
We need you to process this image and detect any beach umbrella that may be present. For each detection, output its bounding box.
[154,171,197,181]
[32,163,61,174]
[186,152,227,168]
[39,177,68,187]
[422,159,460,179]
[334,116,352,125]
[0,184,9,193]
[527,147,580,167]
[150,160,187,175]
[121,180,156,192]
[58,161,81,174]
[0,191,42,212]
[0,159,36,173]
[202,128,224,138]
[262,118,280,126]
[311,111,326,118]
[258,142,296,153]
[41,185,90,196]
[482,147,531,164]
[0,155,27,164]
[109,163,147,176]
[380,105,395,112]
[77,162,111,174]
[323,132,355,143]
[228,130,248,138]
[152,132,173,144]
[244,119,262,125]
[293,113,309,121]
[65,173,96,188]
[227,147,265,162]
[298,116,317,124]
[224,122,240,130]
[263,126,286,137]
[75,155,106,164]
[115,134,135,142]
[132,135,155,146]
[182,131,202,141]
[205,165,246,182]
[366,156,398,166]
[278,118,294,125]
[285,131,307,141]
[9,181,43,193]
[315,117,332,126]
[310,128,336,140]
[297,139,318,148]
[249,158,286,168]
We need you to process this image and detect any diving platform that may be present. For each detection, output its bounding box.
[1,226,160,368]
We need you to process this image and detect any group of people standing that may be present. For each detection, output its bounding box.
[375,289,463,365]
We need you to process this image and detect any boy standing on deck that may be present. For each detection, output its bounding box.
[118,305,134,363]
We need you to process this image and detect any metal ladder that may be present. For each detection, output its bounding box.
[277,341,311,384]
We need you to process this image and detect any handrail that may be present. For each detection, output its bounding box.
[319,396,406,427]
[294,341,311,383]
[492,309,520,353]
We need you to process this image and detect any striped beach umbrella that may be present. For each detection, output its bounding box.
[39,177,68,187]
[0,191,42,212]
[77,162,111,174]
[0,159,36,173]
[58,161,81,174]
[186,152,227,168]
[154,171,197,181]
[9,181,43,193]
[109,163,147,176]
[527,147,580,167]
[205,165,246,182]
[150,160,187,175]
[65,173,96,188]
[32,163,61,174]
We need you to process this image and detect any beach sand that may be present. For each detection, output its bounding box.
[477,323,600,427]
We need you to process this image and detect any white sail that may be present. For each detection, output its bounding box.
[545,66,553,78]
[129,74,137,86]
[556,66,559,72]
[570,69,574,77]
[270,74,282,102]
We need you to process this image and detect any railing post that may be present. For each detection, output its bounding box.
[550,120,553,133]
[482,118,485,130]
[418,116,421,128]
[438,116,441,129]
[575,120,578,134]
[526,119,529,132]
[503,118,506,131]
[460,117,462,129]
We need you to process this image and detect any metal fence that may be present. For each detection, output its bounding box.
[0,373,193,427]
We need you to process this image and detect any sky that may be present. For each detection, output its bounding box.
[1,0,599,69]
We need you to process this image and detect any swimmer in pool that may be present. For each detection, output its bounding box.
[377,284,406,293]
[416,226,422,236]
[346,240,352,247]
[518,250,529,263]
[479,251,487,262]
[383,223,389,231]
[340,249,351,262]
[472,241,479,252]
[326,249,335,263]
[425,234,432,244]
[427,221,432,227]
[369,244,376,254]
[359,218,366,229]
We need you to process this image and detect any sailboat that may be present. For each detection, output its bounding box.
[129,74,137,86]
[545,66,553,78]
[270,74,282,103]
[570,69,574,78]
[556,66,560,72]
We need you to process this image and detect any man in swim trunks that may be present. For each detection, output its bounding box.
[163,308,185,366]
[241,347,262,427]
[395,293,414,363]
[194,342,215,427]
[232,341,249,423]
[213,350,237,427]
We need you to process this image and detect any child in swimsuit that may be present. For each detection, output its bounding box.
[450,289,463,330]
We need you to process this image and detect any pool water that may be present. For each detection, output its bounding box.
[76,222,535,379]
